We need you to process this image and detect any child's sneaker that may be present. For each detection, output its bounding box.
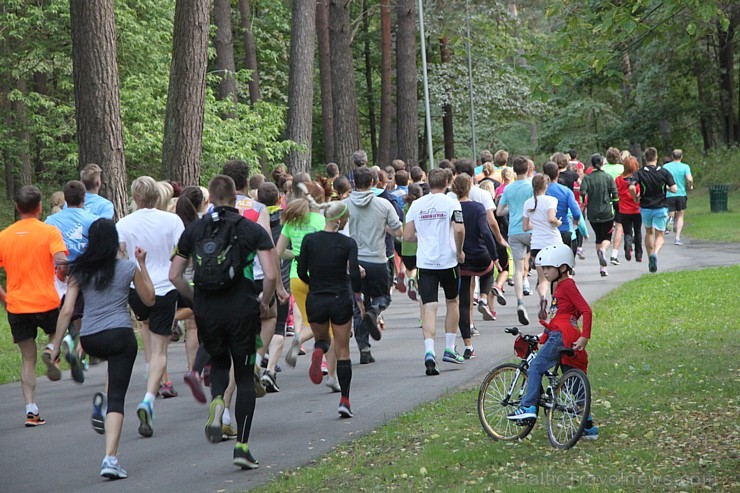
[507,405,537,421]
[582,426,599,440]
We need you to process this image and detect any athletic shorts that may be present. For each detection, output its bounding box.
[640,207,669,231]
[128,288,178,336]
[418,266,460,304]
[508,233,531,261]
[496,245,510,273]
[590,221,614,244]
[194,315,259,357]
[176,292,192,310]
[8,309,59,344]
[613,210,622,224]
[666,196,687,212]
[306,293,354,325]
[254,279,276,307]
[530,248,541,263]
[402,255,417,271]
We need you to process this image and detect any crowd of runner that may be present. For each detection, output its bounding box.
[0,146,692,479]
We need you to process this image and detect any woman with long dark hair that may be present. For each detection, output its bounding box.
[51,219,154,480]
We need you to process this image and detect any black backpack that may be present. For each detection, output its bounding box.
[193,211,250,291]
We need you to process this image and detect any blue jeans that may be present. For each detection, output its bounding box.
[521,331,563,408]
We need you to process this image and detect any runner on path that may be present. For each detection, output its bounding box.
[663,149,694,245]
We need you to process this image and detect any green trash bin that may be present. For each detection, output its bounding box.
[709,184,729,212]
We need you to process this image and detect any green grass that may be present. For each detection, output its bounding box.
[684,189,740,242]
[0,313,62,385]
[255,267,740,493]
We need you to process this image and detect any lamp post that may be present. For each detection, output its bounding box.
[417,0,435,168]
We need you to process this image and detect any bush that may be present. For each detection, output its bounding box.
[685,146,740,190]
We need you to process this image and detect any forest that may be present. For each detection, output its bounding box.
[1,0,738,218]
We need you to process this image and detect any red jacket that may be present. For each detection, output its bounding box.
[540,278,591,372]
[616,175,640,214]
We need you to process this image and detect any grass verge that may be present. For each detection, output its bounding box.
[684,189,740,242]
[255,266,739,492]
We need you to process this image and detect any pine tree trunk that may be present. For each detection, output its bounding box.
[238,0,261,105]
[377,0,392,167]
[694,42,716,151]
[69,0,128,220]
[213,0,238,117]
[330,0,361,175]
[362,0,377,164]
[316,0,334,164]
[285,0,316,175]
[718,20,737,145]
[162,0,210,186]
[440,35,454,160]
[396,0,418,167]
[12,78,33,187]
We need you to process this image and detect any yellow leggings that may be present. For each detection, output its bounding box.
[290,277,334,337]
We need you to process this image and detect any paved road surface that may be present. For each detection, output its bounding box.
[1,236,737,493]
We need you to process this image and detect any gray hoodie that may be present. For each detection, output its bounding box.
[345,190,402,263]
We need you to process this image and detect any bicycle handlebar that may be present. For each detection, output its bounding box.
[504,327,520,335]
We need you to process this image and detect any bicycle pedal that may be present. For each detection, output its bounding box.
[516,418,536,427]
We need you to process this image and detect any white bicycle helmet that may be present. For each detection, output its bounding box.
[535,244,575,269]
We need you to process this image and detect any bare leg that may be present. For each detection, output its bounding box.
[184,319,198,370]
[654,230,666,256]
[145,333,169,396]
[104,413,124,457]
[611,223,623,259]
[444,298,460,335]
[17,339,38,405]
[421,302,438,340]
[644,227,656,256]
[674,210,685,241]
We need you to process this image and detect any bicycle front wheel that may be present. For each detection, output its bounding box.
[478,363,535,441]
[546,368,591,449]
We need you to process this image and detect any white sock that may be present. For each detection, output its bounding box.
[469,324,475,329]
[255,353,263,368]
[45,343,54,351]
[144,392,156,404]
[26,403,39,414]
[222,408,231,426]
[104,455,117,463]
[424,338,435,355]
[611,250,619,259]
[445,333,456,351]
[465,345,474,351]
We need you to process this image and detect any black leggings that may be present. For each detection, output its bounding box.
[209,346,256,444]
[80,328,137,415]
[620,212,643,260]
[458,255,494,339]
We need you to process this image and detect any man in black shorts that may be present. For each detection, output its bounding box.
[404,169,466,375]
[170,175,277,470]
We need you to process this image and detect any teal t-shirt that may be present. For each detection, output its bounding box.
[663,161,692,197]
[280,211,326,278]
[500,179,533,236]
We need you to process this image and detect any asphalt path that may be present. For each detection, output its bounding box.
[1,235,738,493]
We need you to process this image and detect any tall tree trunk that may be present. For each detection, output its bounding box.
[717,19,737,144]
[695,41,716,151]
[330,0,361,175]
[32,72,48,176]
[213,0,238,117]
[2,96,16,201]
[440,34,454,160]
[377,0,392,167]
[69,0,128,220]
[362,0,377,164]
[238,0,261,105]
[12,78,33,187]
[396,0,418,167]
[316,0,334,163]
[162,0,210,186]
[285,0,316,175]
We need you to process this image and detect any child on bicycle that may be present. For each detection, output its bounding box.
[507,243,598,439]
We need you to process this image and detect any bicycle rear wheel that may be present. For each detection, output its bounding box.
[546,368,591,449]
[478,363,535,441]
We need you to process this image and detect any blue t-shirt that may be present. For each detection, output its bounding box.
[500,179,533,236]
[45,207,97,261]
[546,182,581,233]
[83,192,114,219]
[390,185,408,208]
[663,161,692,197]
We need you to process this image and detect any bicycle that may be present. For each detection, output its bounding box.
[477,327,591,449]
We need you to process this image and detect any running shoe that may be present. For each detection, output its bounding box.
[648,254,658,273]
[522,280,531,296]
[285,336,301,368]
[582,425,599,440]
[298,345,306,356]
[507,278,515,286]
[424,353,439,376]
[170,320,183,342]
[362,308,382,341]
[491,285,506,306]
[285,326,295,337]
[675,239,683,246]
[338,398,353,418]
[394,271,407,293]
[597,250,608,267]
[517,304,530,325]
[600,267,609,277]
[407,278,418,301]
[254,366,266,398]
[360,350,375,364]
[66,350,85,384]
[463,348,476,360]
[92,392,107,435]
[222,424,237,440]
[507,405,537,421]
[538,299,548,320]
[309,348,325,384]
[325,376,341,393]
[576,247,586,260]
[42,348,62,382]
[100,456,127,480]
[624,236,634,261]
[470,325,480,337]
[184,370,207,403]
[321,359,328,375]
[136,400,154,437]
[610,257,620,266]
[25,412,46,427]
[159,382,178,398]
[477,302,496,321]
[261,370,280,393]
[233,442,259,469]
[205,396,225,444]
[442,348,465,364]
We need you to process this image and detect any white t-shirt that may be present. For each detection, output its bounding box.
[116,208,185,295]
[522,195,562,250]
[469,185,495,211]
[406,192,462,269]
